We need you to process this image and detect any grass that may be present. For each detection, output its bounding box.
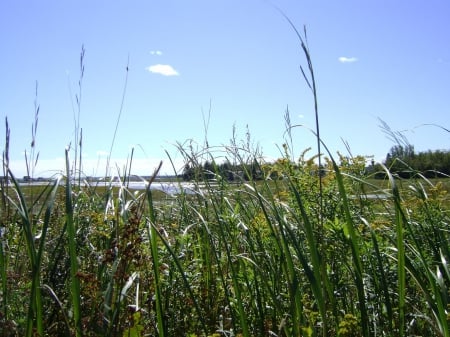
[1,24,450,337]
[1,138,450,337]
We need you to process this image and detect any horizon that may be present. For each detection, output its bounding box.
[1,0,449,178]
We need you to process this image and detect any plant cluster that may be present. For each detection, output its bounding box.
[0,139,449,336]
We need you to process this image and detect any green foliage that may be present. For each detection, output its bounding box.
[1,135,450,336]
[122,311,144,337]
[385,145,450,178]
[337,314,360,337]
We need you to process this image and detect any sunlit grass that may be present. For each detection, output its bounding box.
[1,131,449,337]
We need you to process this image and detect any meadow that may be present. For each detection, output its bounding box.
[1,27,449,337]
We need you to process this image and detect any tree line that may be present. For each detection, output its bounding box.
[381,145,450,178]
[182,145,450,182]
[182,159,264,182]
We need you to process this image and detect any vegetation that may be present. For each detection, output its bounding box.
[369,120,450,179]
[1,24,449,337]
[1,129,450,337]
[183,145,450,183]
[383,144,450,178]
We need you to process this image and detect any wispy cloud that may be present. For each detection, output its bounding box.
[146,64,179,76]
[150,50,163,56]
[338,56,358,63]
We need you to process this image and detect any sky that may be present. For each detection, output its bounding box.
[0,0,449,178]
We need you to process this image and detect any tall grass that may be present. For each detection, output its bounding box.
[64,149,82,336]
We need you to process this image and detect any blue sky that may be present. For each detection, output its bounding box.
[1,0,449,178]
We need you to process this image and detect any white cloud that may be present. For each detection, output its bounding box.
[338,56,358,63]
[146,64,179,76]
[150,50,163,56]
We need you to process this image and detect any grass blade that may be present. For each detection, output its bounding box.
[65,149,82,336]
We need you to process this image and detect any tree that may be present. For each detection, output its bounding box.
[385,145,416,177]
[384,145,450,178]
[182,163,194,181]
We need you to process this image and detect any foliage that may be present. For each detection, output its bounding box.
[1,137,450,336]
[384,144,450,178]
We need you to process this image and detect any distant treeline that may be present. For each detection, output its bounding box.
[182,159,263,181]
[182,145,450,181]
[376,145,450,178]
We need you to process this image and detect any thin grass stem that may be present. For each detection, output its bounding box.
[65,149,82,337]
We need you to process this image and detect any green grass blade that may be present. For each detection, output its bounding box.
[363,218,394,331]
[7,170,43,337]
[321,146,369,337]
[382,164,406,336]
[286,178,326,323]
[0,226,6,326]
[144,162,166,337]
[36,177,62,276]
[65,149,82,337]
[149,221,208,335]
